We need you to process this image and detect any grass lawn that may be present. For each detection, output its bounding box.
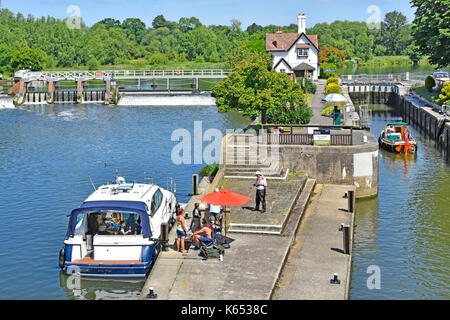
[413,86,441,105]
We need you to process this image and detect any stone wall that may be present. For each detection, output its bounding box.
[277,134,379,198]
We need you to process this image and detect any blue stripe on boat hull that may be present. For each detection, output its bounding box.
[64,261,151,277]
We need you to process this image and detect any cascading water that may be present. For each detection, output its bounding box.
[117,92,217,106]
[0,95,14,109]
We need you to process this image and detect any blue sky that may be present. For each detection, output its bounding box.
[1,0,416,28]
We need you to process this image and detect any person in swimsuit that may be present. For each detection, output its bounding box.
[176,208,189,253]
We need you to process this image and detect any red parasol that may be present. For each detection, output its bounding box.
[199,189,252,207]
[199,189,252,247]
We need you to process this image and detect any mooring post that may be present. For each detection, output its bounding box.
[343,224,351,255]
[160,223,169,252]
[192,174,199,196]
[348,190,355,213]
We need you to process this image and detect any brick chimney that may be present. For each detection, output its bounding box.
[298,13,306,34]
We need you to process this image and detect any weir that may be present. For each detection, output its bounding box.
[11,69,230,106]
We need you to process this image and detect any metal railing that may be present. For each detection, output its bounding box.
[20,69,232,82]
[259,124,355,146]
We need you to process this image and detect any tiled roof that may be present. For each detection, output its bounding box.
[266,33,319,52]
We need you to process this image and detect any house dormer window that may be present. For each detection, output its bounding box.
[297,48,309,57]
[296,44,310,58]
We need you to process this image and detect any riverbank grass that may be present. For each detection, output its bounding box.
[413,86,441,105]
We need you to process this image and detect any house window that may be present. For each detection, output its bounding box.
[297,48,309,57]
[280,69,286,73]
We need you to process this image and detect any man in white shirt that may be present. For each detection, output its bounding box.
[251,171,268,213]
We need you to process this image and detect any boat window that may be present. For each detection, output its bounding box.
[86,211,142,236]
[151,188,163,216]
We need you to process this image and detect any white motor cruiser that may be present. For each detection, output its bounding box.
[59,175,178,277]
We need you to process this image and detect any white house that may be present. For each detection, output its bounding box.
[266,13,320,80]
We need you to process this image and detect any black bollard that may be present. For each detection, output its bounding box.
[348,190,355,213]
[160,223,169,252]
[330,273,341,284]
[343,224,351,255]
[192,174,199,196]
[146,287,158,299]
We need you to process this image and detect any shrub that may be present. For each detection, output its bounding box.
[298,78,317,94]
[320,62,338,79]
[87,57,99,71]
[437,82,450,105]
[149,52,168,66]
[425,75,436,92]
[325,83,341,94]
[199,164,219,179]
[327,77,339,85]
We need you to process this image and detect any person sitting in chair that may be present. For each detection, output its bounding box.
[190,219,213,249]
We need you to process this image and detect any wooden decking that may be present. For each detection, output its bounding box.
[71,256,141,265]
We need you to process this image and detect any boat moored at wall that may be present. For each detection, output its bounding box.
[59,176,178,277]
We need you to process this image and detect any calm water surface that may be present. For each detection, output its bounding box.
[1,102,448,300]
[0,103,250,300]
[350,105,450,299]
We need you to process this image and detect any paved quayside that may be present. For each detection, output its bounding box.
[139,175,355,300]
[140,173,315,300]
[272,184,354,300]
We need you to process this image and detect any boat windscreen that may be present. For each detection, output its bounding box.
[66,201,151,239]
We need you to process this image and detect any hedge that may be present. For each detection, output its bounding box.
[325,83,341,94]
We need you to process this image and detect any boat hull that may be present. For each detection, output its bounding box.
[63,243,156,278]
[64,261,151,278]
[379,139,417,154]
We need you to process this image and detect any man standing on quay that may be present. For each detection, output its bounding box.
[252,171,268,213]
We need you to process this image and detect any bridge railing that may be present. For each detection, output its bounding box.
[20,69,232,82]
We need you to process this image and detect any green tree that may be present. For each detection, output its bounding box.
[405,43,423,65]
[10,47,46,71]
[212,48,311,124]
[87,57,99,70]
[0,44,13,73]
[152,15,171,29]
[411,0,450,67]
[425,76,436,92]
[380,11,411,56]
[98,18,121,29]
[121,18,146,43]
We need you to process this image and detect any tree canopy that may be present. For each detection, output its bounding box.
[0,6,431,74]
[212,47,312,124]
[411,0,450,68]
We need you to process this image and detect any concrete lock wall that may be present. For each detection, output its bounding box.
[258,135,379,198]
[348,84,449,159]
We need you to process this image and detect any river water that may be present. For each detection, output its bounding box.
[0,103,250,300]
[1,101,448,300]
[350,104,450,299]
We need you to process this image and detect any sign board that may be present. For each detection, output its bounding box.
[95,71,103,77]
[313,134,331,146]
[313,130,331,146]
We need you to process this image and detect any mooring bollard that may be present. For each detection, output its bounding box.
[161,223,169,252]
[330,273,341,284]
[343,224,351,255]
[348,190,355,213]
[146,287,158,299]
[192,174,199,196]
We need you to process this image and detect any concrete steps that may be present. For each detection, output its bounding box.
[225,163,283,177]
[228,178,316,235]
